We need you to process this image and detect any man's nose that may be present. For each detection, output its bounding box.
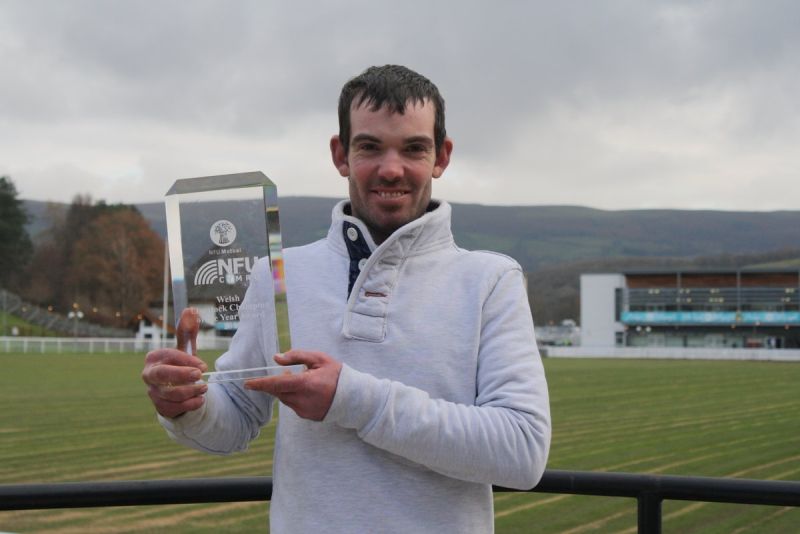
[377,150,403,180]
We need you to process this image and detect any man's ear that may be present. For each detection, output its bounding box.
[330,135,350,177]
[432,137,454,179]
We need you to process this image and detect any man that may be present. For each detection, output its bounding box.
[142,65,551,533]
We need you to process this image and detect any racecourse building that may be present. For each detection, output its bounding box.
[581,269,800,349]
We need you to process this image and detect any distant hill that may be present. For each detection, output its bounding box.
[448,204,800,271]
[27,198,800,271]
[24,198,800,323]
[132,199,800,271]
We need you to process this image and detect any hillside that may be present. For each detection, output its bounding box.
[449,204,800,271]
[23,198,800,323]
[26,198,800,271]
[135,199,800,271]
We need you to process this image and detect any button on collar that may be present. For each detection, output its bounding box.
[343,222,371,298]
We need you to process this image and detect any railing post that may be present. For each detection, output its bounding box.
[638,491,662,534]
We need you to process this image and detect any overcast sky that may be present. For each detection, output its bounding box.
[1,1,798,210]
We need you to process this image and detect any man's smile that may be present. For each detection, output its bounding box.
[374,190,408,200]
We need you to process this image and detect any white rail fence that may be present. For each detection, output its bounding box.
[0,336,233,354]
[6,336,799,361]
[544,345,800,362]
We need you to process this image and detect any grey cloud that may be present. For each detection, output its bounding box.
[2,0,798,208]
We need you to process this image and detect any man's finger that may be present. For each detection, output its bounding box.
[145,349,208,371]
[244,374,304,395]
[150,382,208,402]
[176,308,201,355]
[275,350,328,368]
[147,389,205,419]
[145,364,204,387]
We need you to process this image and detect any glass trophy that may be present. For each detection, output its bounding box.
[165,171,291,355]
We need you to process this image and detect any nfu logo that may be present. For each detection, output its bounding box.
[210,220,237,247]
[194,257,259,286]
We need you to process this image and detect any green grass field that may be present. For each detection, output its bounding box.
[1,353,798,533]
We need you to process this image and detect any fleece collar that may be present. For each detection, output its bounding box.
[326,199,455,342]
[326,199,454,259]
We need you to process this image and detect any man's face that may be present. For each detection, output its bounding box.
[330,100,452,244]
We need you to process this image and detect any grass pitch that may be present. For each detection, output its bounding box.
[1,353,798,533]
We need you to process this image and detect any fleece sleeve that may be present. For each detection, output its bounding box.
[159,258,277,455]
[324,267,551,489]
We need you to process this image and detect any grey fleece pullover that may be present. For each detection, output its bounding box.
[160,200,551,533]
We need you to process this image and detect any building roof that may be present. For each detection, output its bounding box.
[622,267,800,276]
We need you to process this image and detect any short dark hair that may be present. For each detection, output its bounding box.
[337,65,446,155]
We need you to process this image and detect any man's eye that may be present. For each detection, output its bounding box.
[406,144,428,153]
[358,143,378,151]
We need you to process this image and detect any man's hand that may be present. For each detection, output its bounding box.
[142,349,209,418]
[142,307,208,419]
[244,350,343,421]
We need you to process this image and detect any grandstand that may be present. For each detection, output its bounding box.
[0,288,131,338]
[581,268,800,349]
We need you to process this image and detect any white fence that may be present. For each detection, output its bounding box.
[0,336,233,354]
[9,336,797,360]
[543,345,800,362]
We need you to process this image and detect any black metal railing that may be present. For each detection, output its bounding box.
[2,470,799,533]
[496,470,800,533]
